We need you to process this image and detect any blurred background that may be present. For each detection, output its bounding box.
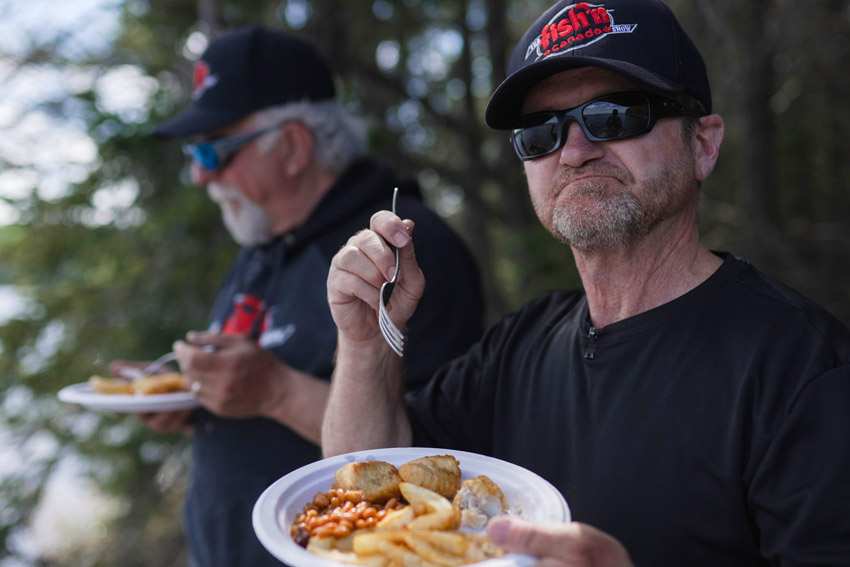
[1,0,848,565]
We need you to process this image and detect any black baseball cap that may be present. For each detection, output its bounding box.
[153,25,336,138]
[485,0,711,129]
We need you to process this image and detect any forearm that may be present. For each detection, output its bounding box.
[322,337,412,457]
[263,366,329,446]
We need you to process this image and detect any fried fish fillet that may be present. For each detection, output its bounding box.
[333,461,402,503]
[398,455,461,500]
[452,475,508,530]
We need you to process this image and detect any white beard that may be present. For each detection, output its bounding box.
[207,182,273,246]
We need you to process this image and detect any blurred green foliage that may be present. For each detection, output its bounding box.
[1,0,848,565]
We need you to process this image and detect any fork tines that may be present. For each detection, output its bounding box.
[378,303,404,356]
[377,187,404,357]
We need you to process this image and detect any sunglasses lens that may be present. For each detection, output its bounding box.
[583,94,650,140]
[189,144,221,171]
[511,92,680,160]
[513,114,561,159]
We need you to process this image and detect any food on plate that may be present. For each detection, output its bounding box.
[398,454,462,500]
[134,372,187,394]
[347,529,502,566]
[88,372,187,396]
[291,456,507,566]
[452,475,508,530]
[334,460,403,503]
[88,376,135,395]
[290,487,406,547]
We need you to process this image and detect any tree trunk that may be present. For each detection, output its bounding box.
[738,0,777,268]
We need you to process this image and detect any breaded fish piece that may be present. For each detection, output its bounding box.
[398,455,461,500]
[89,375,134,395]
[333,460,402,503]
[452,475,507,530]
[88,372,187,395]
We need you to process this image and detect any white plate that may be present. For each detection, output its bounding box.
[57,382,200,413]
[252,447,570,567]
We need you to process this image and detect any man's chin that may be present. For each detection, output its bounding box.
[224,222,273,247]
[231,234,273,247]
[551,212,638,253]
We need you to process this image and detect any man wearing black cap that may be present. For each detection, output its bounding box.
[323,1,850,565]
[112,25,484,567]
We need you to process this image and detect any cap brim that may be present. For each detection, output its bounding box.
[484,56,687,130]
[151,104,251,138]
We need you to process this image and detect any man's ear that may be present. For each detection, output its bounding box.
[279,121,314,176]
[692,114,724,182]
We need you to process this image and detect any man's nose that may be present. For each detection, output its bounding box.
[558,120,605,167]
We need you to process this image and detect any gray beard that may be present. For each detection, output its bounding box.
[545,145,694,252]
[551,180,648,252]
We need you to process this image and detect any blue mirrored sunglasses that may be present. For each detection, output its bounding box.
[183,123,283,171]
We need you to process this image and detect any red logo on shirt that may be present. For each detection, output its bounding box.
[222,294,268,337]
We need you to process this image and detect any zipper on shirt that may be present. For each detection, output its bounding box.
[585,326,600,359]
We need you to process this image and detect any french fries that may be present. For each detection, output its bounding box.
[308,538,389,566]
[400,482,454,514]
[345,484,501,566]
[376,506,417,529]
[377,540,423,566]
[398,482,460,531]
[350,529,502,567]
[406,508,460,532]
[353,531,407,555]
[402,532,469,567]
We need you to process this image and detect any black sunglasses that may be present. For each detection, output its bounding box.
[511,91,696,161]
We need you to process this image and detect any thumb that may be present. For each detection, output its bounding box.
[396,220,424,296]
[487,516,557,557]
[487,517,633,567]
[185,331,239,348]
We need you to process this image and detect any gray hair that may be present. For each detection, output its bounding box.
[251,100,367,173]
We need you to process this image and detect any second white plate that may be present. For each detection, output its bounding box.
[58,382,199,413]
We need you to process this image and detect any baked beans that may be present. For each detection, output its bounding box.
[291,488,405,547]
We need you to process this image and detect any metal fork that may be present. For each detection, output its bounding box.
[118,351,177,380]
[378,187,404,357]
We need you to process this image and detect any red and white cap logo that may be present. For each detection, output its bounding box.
[525,2,637,61]
[192,60,219,100]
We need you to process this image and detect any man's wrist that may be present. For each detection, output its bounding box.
[335,334,399,373]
